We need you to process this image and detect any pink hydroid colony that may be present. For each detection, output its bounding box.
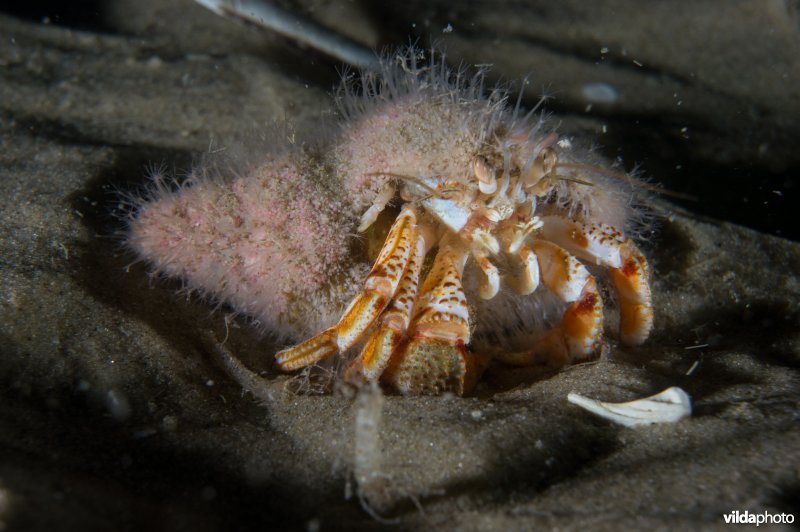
[127,48,646,351]
[128,148,368,338]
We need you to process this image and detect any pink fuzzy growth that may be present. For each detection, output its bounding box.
[335,96,487,210]
[128,157,362,337]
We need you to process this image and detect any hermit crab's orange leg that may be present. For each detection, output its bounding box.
[505,244,540,295]
[471,245,500,300]
[538,215,653,345]
[275,207,418,371]
[495,240,603,366]
[610,243,653,345]
[345,231,427,382]
[382,237,484,395]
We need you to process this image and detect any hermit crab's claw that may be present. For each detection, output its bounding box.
[385,338,485,396]
[275,207,418,370]
[382,238,485,395]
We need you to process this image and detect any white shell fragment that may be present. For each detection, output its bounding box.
[567,387,692,427]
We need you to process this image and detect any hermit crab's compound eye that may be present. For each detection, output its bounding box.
[523,147,559,193]
[542,148,558,176]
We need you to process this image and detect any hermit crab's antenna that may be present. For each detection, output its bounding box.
[556,162,697,201]
[365,172,453,199]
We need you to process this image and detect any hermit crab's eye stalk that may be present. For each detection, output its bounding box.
[473,157,497,194]
[523,146,559,193]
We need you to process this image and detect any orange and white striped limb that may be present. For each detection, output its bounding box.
[275,207,418,370]
[505,244,540,295]
[345,232,426,382]
[382,237,483,395]
[610,242,653,345]
[539,215,653,346]
[495,240,604,366]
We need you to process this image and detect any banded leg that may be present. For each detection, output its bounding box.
[505,244,540,295]
[345,231,426,382]
[539,215,653,345]
[357,183,395,232]
[611,242,653,345]
[275,207,418,370]
[472,246,500,300]
[383,238,484,395]
[495,240,603,366]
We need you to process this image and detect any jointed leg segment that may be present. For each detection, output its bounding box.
[611,243,653,345]
[347,232,426,381]
[275,207,418,370]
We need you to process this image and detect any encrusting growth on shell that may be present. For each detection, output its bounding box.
[127,47,654,394]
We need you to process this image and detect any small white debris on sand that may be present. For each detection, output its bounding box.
[567,387,692,427]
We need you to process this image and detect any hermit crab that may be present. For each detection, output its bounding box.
[128,48,653,395]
